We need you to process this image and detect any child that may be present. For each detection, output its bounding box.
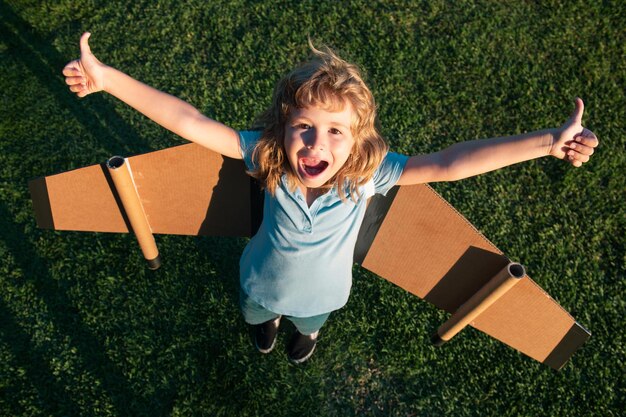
[63,33,598,364]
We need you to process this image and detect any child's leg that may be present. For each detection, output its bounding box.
[285,313,331,363]
[239,290,281,353]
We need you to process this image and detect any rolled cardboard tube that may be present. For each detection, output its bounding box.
[432,262,525,346]
[107,156,161,270]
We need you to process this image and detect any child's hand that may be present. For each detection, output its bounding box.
[62,32,106,98]
[549,98,599,167]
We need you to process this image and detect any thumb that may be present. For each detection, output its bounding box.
[80,32,92,56]
[568,97,584,125]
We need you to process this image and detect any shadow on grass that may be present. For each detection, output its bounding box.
[0,6,183,411]
[0,299,83,416]
[0,200,164,416]
[0,0,153,159]
[0,4,258,414]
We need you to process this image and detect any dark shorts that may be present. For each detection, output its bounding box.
[239,289,331,335]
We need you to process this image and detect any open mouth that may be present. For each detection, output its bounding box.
[299,158,329,177]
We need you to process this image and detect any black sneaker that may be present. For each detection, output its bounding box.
[254,316,281,353]
[287,330,318,364]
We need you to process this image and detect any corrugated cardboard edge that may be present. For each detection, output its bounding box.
[422,184,503,255]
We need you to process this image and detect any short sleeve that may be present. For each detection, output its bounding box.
[238,130,262,170]
[373,152,409,195]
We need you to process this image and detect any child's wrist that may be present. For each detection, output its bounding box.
[544,128,558,158]
[100,64,113,93]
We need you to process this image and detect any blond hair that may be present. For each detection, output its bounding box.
[249,42,388,200]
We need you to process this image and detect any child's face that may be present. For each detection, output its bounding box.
[284,103,356,190]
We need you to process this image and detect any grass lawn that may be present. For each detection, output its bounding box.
[1,0,624,416]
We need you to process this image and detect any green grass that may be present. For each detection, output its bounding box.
[1,0,624,415]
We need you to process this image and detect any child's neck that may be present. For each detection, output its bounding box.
[302,186,326,207]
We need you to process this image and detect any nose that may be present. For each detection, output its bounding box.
[304,128,326,151]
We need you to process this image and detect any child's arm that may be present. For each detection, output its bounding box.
[397,98,599,185]
[62,33,241,159]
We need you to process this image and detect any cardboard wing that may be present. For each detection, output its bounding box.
[355,185,590,370]
[28,144,589,369]
[29,143,263,267]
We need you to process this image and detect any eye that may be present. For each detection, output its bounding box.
[329,128,342,135]
[296,123,311,130]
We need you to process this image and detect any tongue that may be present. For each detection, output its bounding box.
[304,161,327,175]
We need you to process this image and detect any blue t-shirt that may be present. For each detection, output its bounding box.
[238,130,408,317]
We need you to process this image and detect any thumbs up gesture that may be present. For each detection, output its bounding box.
[62,32,106,98]
[550,98,599,167]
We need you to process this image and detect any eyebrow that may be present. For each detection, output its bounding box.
[290,116,350,130]
[330,121,350,130]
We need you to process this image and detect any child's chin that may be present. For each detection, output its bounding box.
[299,176,325,188]
[297,168,328,187]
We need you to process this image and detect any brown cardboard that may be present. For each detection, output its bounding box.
[29,143,252,236]
[28,144,589,369]
[32,162,129,233]
[471,278,579,363]
[126,143,252,236]
[360,184,589,367]
[362,185,508,305]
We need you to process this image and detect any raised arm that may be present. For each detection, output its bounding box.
[397,98,599,185]
[63,33,241,159]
